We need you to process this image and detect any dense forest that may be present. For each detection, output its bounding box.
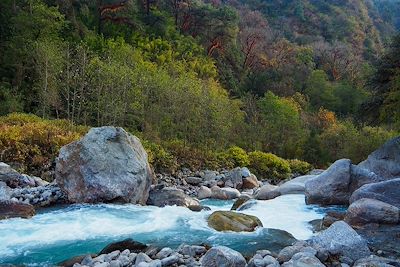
[0,0,399,174]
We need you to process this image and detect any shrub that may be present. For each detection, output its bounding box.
[248,151,291,182]
[0,113,87,179]
[220,146,250,167]
[143,141,178,173]
[288,159,313,175]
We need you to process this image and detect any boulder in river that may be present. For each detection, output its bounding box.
[0,200,35,220]
[231,195,251,210]
[207,210,262,232]
[55,127,154,204]
[278,175,316,195]
[197,186,212,199]
[147,187,199,208]
[201,246,247,267]
[242,174,259,189]
[350,178,400,208]
[305,159,381,205]
[308,221,370,262]
[345,198,399,226]
[99,239,148,254]
[358,136,400,179]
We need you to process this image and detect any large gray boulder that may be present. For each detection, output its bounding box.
[350,178,400,208]
[55,127,154,204]
[224,167,244,189]
[345,198,399,226]
[201,246,246,267]
[255,184,279,200]
[358,136,400,179]
[211,186,240,200]
[305,159,381,205]
[147,187,199,207]
[308,221,370,262]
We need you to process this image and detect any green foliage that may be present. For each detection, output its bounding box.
[143,141,178,173]
[219,146,250,168]
[288,159,313,175]
[0,113,87,178]
[248,151,291,181]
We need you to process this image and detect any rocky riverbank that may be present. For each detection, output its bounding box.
[1,127,399,266]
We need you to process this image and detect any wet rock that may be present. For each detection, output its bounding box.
[211,186,240,200]
[236,199,258,211]
[147,187,199,208]
[345,198,399,226]
[56,127,153,204]
[135,252,152,264]
[309,221,370,262]
[99,239,147,255]
[0,200,35,220]
[231,195,251,210]
[200,246,246,267]
[358,136,400,179]
[281,252,324,267]
[207,210,262,232]
[59,254,97,267]
[160,255,179,266]
[155,248,173,259]
[188,205,210,212]
[350,178,400,208]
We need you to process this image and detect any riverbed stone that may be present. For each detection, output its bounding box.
[255,184,279,200]
[185,177,203,186]
[56,127,153,204]
[147,187,199,208]
[160,255,179,266]
[224,167,243,189]
[231,195,251,210]
[353,255,400,267]
[211,186,240,200]
[358,136,400,179]
[345,198,399,226]
[197,186,212,199]
[201,246,246,267]
[242,175,259,189]
[278,175,316,195]
[208,210,262,232]
[350,178,400,208]
[308,221,370,262]
[99,239,147,255]
[0,200,35,219]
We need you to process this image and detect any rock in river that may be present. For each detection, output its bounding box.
[0,200,35,220]
[147,186,199,207]
[55,127,154,204]
[208,210,262,232]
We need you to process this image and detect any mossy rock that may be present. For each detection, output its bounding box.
[208,211,263,232]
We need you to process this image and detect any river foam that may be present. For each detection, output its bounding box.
[0,194,326,265]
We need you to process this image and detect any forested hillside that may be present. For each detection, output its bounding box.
[0,0,399,170]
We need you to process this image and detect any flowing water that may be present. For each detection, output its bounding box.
[0,194,335,266]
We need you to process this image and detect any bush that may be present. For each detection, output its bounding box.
[248,151,291,182]
[0,113,87,179]
[219,146,250,167]
[143,141,178,173]
[288,159,313,175]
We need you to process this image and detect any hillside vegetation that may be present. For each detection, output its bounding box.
[0,0,399,172]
